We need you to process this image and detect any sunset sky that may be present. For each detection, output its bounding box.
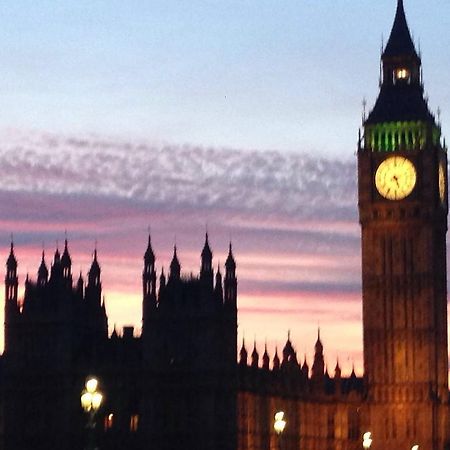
[0,1,449,375]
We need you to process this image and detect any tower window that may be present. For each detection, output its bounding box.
[104,413,114,430]
[394,68,410,83]
[130,414,139,432]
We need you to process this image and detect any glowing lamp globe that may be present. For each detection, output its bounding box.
[274,411,286,435]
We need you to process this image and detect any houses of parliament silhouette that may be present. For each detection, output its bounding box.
[1,1,449,449]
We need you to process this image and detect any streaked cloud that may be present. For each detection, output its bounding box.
[0,129,356,215]
[0,129,362,372]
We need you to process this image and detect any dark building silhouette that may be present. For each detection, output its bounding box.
[2,236,238,450]
[1,1,449,449]
[141,236,237,450]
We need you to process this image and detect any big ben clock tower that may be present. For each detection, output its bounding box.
[358,1,449,449]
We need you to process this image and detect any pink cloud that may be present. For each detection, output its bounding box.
[0,129,448,378]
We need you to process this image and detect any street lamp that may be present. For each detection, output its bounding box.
[274,411,286,449]
[81,377,103,450]
[362,431,372,449]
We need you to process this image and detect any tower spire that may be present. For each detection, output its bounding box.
[262,340,270,370]
[144,233,155,263]
[239,337,248,366]
[87,248,101,290]
[61,238,72,282]
[169,246,181,280]
[251,339,259,368]
[5,241,18,302]
[143,233,157,326]
[200,232,213,286]
[364,0,434,134]
[224,242,237,308]
[5,241,19,353]
[383,0,417,59]
[37,250,48,286]
[312,327,325,381]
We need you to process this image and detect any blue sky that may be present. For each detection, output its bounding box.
[1,0,449,156]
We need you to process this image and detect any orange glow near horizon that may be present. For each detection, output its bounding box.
[1,240,450,381]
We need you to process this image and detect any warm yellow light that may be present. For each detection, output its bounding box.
[81,377,103,412]
[375,156,416,201]
[86,378,98,393]
[363,431,372,449]
[104,413,114,430]
[81,392,93,411]
[274,411,286,435]
[411,446,419,450]
[130,414,139,432]
[396,68,409,80]
[92,392,103,410]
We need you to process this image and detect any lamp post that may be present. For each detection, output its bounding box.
[81,377,103,450]
[274,411,287,449]
[362,431,372,449]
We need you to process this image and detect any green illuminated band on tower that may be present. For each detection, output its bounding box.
[364,121,442,152]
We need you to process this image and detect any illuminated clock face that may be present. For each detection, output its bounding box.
[375,156,417,200]
[439,162,446,203]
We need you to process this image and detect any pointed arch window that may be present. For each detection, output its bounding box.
[104,413,114,430]
[130,414,139,432]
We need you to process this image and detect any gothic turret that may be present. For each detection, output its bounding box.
[273,348,280,371]
[200,233,213,287]
[262,343,270,370]
[143,234,157,323]
[169,246,180,281]
[88,249,100,286]
[311,328,325,380]
[50,247,62,280]
[60,239,72,288]
[76,271,84,297]
[86,249,101,305]
[251,341,259,368]
[214,265,223,305]
[54,247,60,264]
[37,251,48,286]
[239,338,248,366]
[334,359,341,379]
[85,249,107,341]
[224,243,237,308]
[301,355,309,378]
[334,359,342,395]
[281,332,296,369]
[5,242,18,303]
[159,267,166,295]
[4,242,19,354]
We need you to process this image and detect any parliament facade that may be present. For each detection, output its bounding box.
[1,1,449,449]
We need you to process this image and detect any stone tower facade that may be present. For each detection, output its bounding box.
[358,1,449,448]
